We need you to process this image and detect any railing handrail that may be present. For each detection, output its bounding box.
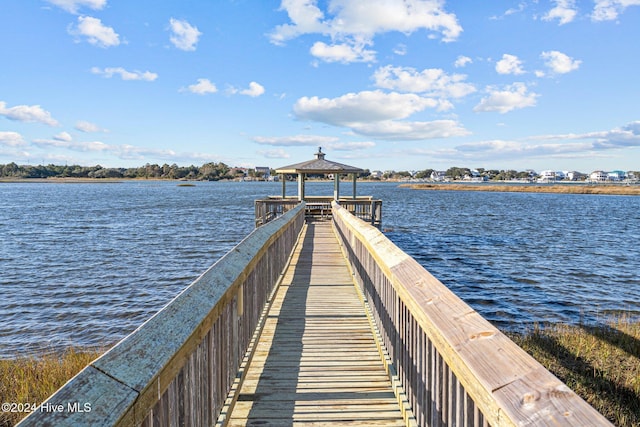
[331,201,612,426]
[19,203,306,426]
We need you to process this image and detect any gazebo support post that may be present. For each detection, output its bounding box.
[297,173,305,201]
[352,173,357,199]
[334,173,340,201]
[281,173,286,198]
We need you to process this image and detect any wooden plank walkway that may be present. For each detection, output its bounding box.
[226,221,406,426]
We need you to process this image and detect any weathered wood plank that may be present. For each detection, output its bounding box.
[226,222,405,426]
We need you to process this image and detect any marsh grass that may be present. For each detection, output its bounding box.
[0,347,103,427]
[508,315,640,426]
[403,183,640,195]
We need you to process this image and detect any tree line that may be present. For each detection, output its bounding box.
[0,162,250,181]
[2,162,637,182]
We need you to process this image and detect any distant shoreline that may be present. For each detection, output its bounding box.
[3,178,640,196]
[400,182,640,196]
[0,177,127,183]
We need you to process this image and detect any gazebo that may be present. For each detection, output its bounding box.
[255,148,381,228]
[275,147,363,201]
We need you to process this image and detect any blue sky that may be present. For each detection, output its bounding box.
[1,0,639,173]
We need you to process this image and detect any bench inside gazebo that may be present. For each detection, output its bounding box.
[254,148,382,227]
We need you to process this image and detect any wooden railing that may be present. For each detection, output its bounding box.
[18,204,306,427]
[254,197,300,227]
[331,202,613,427]
[338,198,382,227]
[255,196,382,227]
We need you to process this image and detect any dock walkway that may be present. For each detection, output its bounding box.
[226,221,406,426]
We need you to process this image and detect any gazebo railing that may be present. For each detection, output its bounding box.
[255,196,382,227]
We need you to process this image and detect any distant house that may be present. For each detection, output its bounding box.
[589,171,608,182]
[537,170,557,182]
[230,168,248,178]
[565,171,586,181]
[430,171,447,181]
[463,169,485,182]
[608,170,626,181]
[254,166,271,179]
[370,170,383,179]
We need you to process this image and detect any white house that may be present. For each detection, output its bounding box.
[566,171,580,181]
[463,169,485,182]
[608,170,626,181]
[430,171,447,181]
[538,170,556,182]
[589,171,608,182]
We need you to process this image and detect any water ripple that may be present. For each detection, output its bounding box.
[1,182,639,357]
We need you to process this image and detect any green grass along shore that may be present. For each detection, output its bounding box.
[1,316,638,426]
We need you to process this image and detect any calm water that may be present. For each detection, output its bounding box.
[1,181,639,357]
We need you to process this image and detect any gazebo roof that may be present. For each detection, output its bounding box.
[275,147,363,174]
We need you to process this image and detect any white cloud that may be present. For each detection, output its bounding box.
[45,0,106,14]
[69,16,120,48]
[169,18,202,51]
[0,101,60,126]
[253,135,374,151]
[240,82,265,97]
[0,131,26,147]
[91,67,158,81]
[372,65,476,99]
[454,55,472,68]
[393,44,407,56]
[54,131,73,142]
[541,50,581,74]
[185,78,218,95]
[258,149,291,159]
[294,90,438,126]
[29,137,186,161]
[592,0,640,21]
[292,90,468,140]
[489,3,526,20]
[543,0,578,25]
[75,120,106,132]
[253,134,339,146]
[446,121,640,163]
[269,0,329,45]
[227,82,266,97]
[331,141,376,150]
[532,121,640,149]
[349,120,470,140]
[310,41,376,63]
[473,83,539,114]
[495,54,525,75]
[32,138,110,152]
[269,0,462,63]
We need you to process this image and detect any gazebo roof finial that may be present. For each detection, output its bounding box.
[315,146,325,160]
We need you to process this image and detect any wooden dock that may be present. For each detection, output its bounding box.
[19,202,614,427]
[226,222,406,426]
